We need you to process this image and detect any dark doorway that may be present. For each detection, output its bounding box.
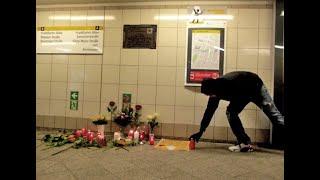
[271,0,284,149]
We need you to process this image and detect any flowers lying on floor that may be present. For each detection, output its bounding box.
[41,128,105,155]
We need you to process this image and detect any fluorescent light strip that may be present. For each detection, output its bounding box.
[213,46,224,51]
[37,1,272,9]
[280,10,284,16]
[49,15,114,20]
[154,14,233,20]
[275,45,284,49]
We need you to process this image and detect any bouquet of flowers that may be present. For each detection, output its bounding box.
[89,114,108,125]
[147,113,159,133]
[114,107,134,128]
[132,105,142,126]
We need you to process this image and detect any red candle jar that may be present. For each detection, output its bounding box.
[88,131,95,143]
[189,138,195,150]
[128,129,134,140]
[149,133,155,145]
[81,128,87,137]
[144,126,150,140]
[97,134,106,146]
[139,131,145,141]
[75,130,82,138]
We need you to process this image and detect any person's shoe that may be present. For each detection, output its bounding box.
[228,143,254,152]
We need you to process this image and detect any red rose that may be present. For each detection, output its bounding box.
[109,101,115,107]
[135,105,142,111]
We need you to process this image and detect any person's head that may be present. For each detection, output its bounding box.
[201,78,219,96]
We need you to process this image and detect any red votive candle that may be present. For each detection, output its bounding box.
[149,134,155,145]
[75,130,82,138]
[88,131,95,143]
[128,129,134,140]
[81,128,87,137]
[139,132,145,141]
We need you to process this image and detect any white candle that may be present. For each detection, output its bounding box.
[114,132,121,141]
[134,130,139,143]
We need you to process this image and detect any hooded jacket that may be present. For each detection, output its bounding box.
[198,71,264,132]
[201,71,264,101]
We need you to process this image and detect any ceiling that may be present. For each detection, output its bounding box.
[37,0,269,5]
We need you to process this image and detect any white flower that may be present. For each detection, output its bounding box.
[153,113,159,119]
[147,115,153,120]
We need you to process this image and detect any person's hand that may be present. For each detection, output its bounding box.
[189,131,203,142]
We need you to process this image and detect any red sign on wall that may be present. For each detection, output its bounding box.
[189,70,220,82]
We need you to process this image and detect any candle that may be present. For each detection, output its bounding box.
[88,132,95,143]
[97,134,106,146]
[128,129,134,140]
[145,126,150,140]
[81,128,87,137]
[75,130,82,138]
[189,138,195,150]
[149,133,155,145]
[114,132,121,141]
[139,131,145,141]
[133,130,139,143]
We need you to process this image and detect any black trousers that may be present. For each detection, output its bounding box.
[226,85,284,144]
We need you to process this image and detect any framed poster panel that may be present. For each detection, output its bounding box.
[185,27,225,86]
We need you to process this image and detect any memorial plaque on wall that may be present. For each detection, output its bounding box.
[123,25,157,49]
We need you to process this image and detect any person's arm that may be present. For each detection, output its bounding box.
[189,96,220,142]
[200,96,220,132]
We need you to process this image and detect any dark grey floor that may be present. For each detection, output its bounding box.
[36,130,284,180]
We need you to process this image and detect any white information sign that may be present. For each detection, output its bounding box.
[36,26,104,54]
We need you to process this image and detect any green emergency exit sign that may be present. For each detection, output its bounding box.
[70,91,79,110]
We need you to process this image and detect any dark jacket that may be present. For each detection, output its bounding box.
[199,71,264,132]
[201,71,264,101]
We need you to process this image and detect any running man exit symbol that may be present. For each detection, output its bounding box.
[70,91,78,100]
[70,91,79,110]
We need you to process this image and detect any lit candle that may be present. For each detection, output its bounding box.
[133,130,139,143]
[97,133,106,146]
[81,128,87,137]
[114,131,121,141]
[139,131,145,141]
[88,132,95,143]
[128,129,134,140]
[75,130,82,138]
[149,134,155,145]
